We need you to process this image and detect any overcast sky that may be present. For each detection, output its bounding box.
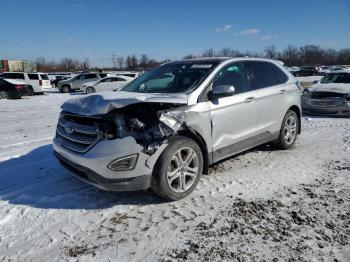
[1,0,349,66]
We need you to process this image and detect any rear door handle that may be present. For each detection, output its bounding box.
[280,89,286,94]
[245,97,255,103]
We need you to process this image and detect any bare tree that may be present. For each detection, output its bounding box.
[264,45,277,59]
[117,56,124,69]
[139,54,149,69]
[183,54,196,59]
[217,47,232,57]
[202,48,215,57]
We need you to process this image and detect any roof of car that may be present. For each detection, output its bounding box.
[329,70,350,74]
[181,57,284,65]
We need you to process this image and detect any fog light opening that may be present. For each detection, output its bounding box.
[107,154,139,171]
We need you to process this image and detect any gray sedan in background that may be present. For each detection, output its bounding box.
[302,71,350,116]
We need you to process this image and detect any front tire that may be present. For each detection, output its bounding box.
[86,86,96,94]
[151,136,203,201]
[62,85,71,93]
[275,110,299,149]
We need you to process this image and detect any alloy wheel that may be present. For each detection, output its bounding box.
[0,91,9,99]
[167,147,199,193]
[284,115,297,145]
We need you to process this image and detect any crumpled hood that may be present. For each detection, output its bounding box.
[61,91,188,116]
[309,83,350,94]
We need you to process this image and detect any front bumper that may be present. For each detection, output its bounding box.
[54,151,152,191]
[53,136,167,191]
[302,97,350,116]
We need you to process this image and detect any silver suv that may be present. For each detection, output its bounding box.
[57,73,107,93]
[53,58,301,200]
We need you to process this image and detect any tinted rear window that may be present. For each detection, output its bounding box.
[40,74,49,80]
[28,73,39,80]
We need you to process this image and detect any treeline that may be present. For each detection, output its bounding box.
[34,45,350,72]
[35,57,91,72]
[186,45,350,66]
[35,54,167,72]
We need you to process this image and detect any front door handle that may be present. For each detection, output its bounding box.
[280,89,286,94]
[245,97,255,103]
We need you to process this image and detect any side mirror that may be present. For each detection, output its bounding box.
[208,85,235,99]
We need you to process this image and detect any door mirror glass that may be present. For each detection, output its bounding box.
[209,85,235,99]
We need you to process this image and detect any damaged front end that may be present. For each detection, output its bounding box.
[53,94,189,191]
[100,102,187,155]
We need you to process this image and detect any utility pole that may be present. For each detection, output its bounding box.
[110,52,117,69]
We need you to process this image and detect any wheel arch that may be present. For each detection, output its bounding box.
[177,128,210,175]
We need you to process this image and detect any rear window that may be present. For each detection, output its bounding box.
[40,74,49,80]
[28,73,39,80]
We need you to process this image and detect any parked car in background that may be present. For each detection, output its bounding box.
[292,66,318,76]
[0,78,26,99]
[114,71,141,79]
[54,58,301,200]
[287,66,300,73]
[0,72,51,95]
[302,71,350,116]
[331,65,350,72]
[318,66,332,75]
[51,75,71,87]
[80,75,133,94]
[57,73,108,93]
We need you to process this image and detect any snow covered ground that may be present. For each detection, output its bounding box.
[0,90,349,261]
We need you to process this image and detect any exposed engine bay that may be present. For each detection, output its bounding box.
[61,102,187,155]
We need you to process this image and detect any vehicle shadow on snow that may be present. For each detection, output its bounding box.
[0,144,163,210]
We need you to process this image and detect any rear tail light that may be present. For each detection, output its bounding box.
[15,84,25,90]
[39,80,42,86]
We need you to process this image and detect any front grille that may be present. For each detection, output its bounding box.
[310,92,345,99]
[55,113,102,153]
[310,100,337,106]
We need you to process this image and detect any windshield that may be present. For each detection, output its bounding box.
[121,61,219,93]
[321,73,350,84]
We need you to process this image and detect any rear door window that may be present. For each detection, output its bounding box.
[28,73,39,80]
[248,61,282,89]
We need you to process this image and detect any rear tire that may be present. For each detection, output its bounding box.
[0,90,9,100]
[86,86,96,94]
[62,85,71,93]
[151,136,203,201]
[274,110,299,149]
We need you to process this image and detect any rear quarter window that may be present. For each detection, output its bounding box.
[40,74,49,80]
[28,73,39,80]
